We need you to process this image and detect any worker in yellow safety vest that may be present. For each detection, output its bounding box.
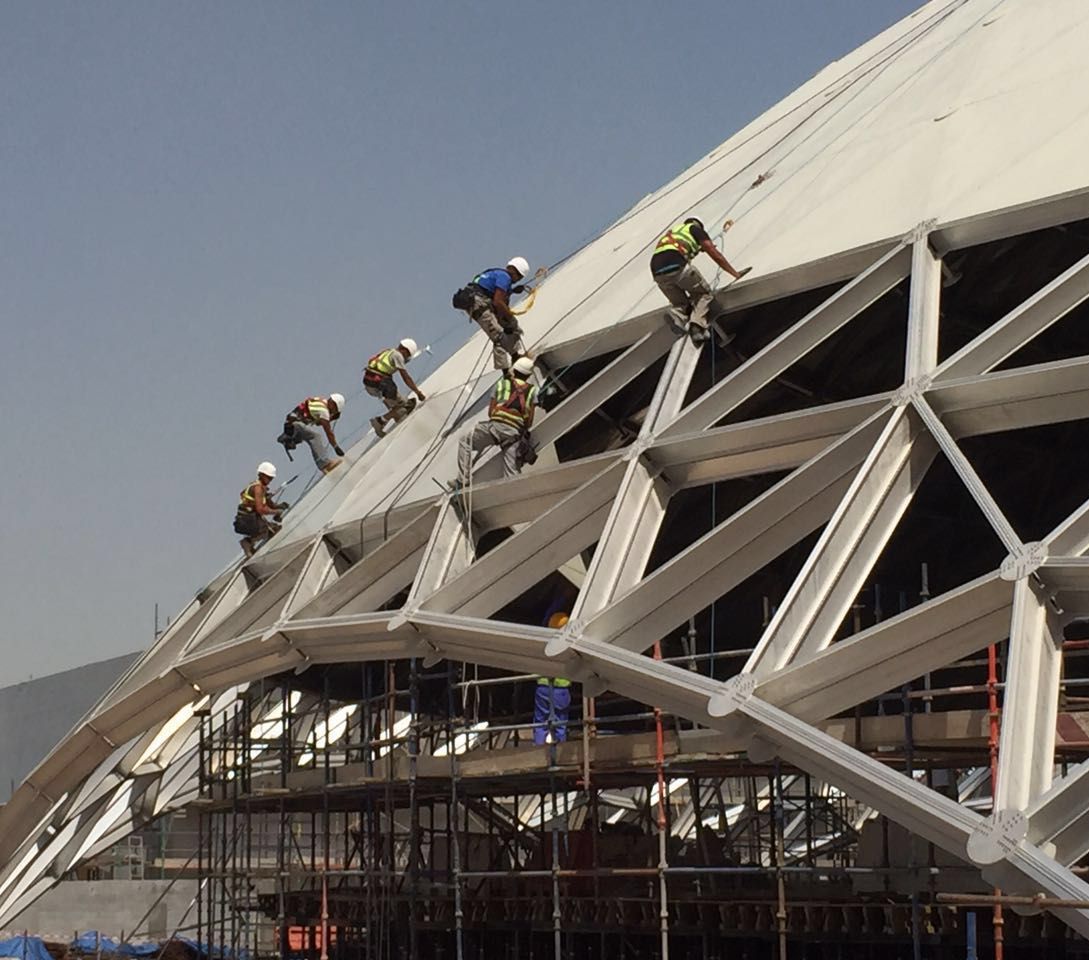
[534,612,573,745]
[650,217,751,342]
[277,393,346,473]
[233,461,289,558]
[364,338,427,438]
[456,355,537,486]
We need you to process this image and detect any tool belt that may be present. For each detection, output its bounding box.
[452,284,482,311]
[233,511,263,537]
[277,419,299,461]
[514,431,538,469]
[364,373,398,398]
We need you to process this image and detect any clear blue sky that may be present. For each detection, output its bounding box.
[0,0,919,681]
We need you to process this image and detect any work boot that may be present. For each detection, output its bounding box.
[686,321,711,344]
[664,314,687,337]
[370,416,386,438]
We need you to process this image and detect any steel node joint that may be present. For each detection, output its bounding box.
[388,604,421,631]
[892,376,932,407]
[967,810,1029,865]
[903,219,939,245]
[1000,542,1048,581]
[706,674,757,718]
[545,618,584,658]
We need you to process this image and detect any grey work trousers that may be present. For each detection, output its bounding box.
[290,421,335,470]
[467,291,522,370]
[654,262,715,331]
[458,420,522,484]
[365,380,412,420]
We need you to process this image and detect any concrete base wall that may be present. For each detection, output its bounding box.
[2,880,197,942]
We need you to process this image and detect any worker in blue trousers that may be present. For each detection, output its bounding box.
[534,611,573,745]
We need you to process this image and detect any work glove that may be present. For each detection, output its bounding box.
[334,445,345,457]
[734,266,753,280]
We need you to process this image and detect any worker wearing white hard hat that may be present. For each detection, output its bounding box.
[452,256,533,372]
[277,393,346,474]
[456,356,539,486]
[364,338,427,438]
[234,461,290,558]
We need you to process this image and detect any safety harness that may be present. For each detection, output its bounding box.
[490,376,536,429]
[237,480,265,514]
[293,396,330,423]
[654,221,702,261]
[364,349,398,384]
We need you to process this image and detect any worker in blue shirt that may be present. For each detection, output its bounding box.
[453,256,530,371]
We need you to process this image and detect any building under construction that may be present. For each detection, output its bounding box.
[6,1,1089,957]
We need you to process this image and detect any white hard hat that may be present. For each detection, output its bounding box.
[257,461,277,479]
[329,393,345,410]
[512,356,535,376]
[507,256,529,279]
[399,337,418,356]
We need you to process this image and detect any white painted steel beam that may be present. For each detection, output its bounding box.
[281,537,343,619]
[186,543,314,654]
[1046,499,1089,558]
[659,244,910,438]
[935,250,1089,381]
[406,497,477,605]
[572,336,702,623]
[930,356,1089,438]
[648,394,891,488]
[746,406,937,676]
[584,409,892,652]
[912,395,1024,555]
[531,325,676,451]
[288,507,437,620]
[1028,762,1089,865]
[467,453,620,532]
[995,578,1061,813]
[905,230,941,383]
[749,573,1014,723]
[420,461,625,618]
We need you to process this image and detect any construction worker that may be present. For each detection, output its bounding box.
[457,355,537,486]
[453,256,530,371]
[534,612,573,745]
[234,462,289,558]
[651,217,751,342]
[278,393,346,474]
[364,338,427,438]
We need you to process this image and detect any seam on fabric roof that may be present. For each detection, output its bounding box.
[537,0,970,283]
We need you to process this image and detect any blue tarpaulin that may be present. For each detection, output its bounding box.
[70,934,157,957]
[0,936,54,960]
[66,933,245,960]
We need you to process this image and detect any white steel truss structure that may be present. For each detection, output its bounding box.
[5,0,1089,937]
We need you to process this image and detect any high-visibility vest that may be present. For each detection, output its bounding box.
[654,221,701,261]
[238,480,265,514]
[490,376,536,429]
[537,677,572,688]
[295,396,330,423]
[366,349,397,380]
